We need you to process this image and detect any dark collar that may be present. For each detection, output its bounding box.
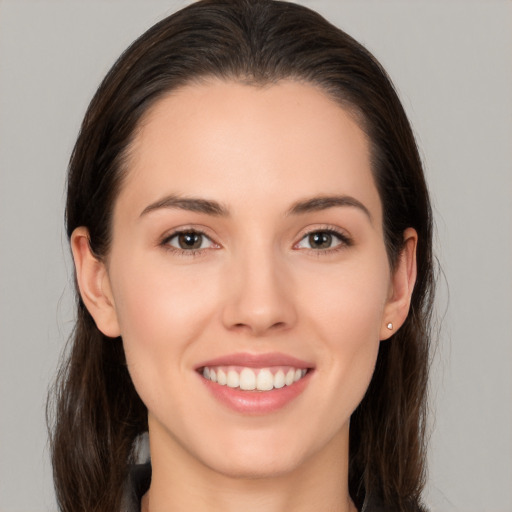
[122,463,152,512]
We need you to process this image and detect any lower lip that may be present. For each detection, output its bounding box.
[199,371,313,415]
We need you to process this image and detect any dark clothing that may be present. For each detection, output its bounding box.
[122,463,152,512]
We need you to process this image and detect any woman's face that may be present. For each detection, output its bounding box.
[76,80,414,480]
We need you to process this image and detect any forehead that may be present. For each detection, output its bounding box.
[118,79,381,223]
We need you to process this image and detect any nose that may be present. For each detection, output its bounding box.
[221,246,297,336]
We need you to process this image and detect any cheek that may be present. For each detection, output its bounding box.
[300,254,389,406]
[111,254,218,340]
[303,253,390,341]
[108,257,221,392]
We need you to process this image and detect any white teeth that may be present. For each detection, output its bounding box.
[273,370,285,389]
[256,369,274,391]
[202,366,309,390]
[239,368,256,390]
[217,368,227,385]
[227,370,239,388]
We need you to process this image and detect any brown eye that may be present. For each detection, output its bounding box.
[308,232,333,249]
[177,232,203,249]
[166,231,215,251]
[296,229,348,251]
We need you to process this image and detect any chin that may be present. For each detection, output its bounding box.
[202,451,305,481]
[191,426,333,482]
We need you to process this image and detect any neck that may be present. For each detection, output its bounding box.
[143,420,357,512]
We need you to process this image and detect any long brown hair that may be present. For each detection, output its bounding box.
[48,1,435,511]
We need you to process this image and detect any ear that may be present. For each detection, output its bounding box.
[70,227,121,338]
[380,227,418,340]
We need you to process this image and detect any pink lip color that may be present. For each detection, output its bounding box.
[200,371,312,414]
[196,352,314,415]
[195,352,313,370]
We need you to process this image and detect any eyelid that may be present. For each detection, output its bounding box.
[158,224,352,257]
[293,225,353,251]
[159,226,221,255]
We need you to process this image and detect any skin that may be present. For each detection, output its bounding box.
[72,80,417,512]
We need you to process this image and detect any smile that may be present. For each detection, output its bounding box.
[201,366,308,391]
[196,353,314,414]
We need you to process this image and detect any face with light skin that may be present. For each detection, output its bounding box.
[72,80,417,511]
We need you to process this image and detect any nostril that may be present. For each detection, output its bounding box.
[231,320,288,334]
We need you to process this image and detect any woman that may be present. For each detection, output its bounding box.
[49,1,434,511]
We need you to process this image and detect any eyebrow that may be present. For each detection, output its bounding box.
[287,195,372,222]
[140,194,229,218]
[139,193,371,222]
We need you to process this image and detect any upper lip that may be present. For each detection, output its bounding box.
[195,352,314,370]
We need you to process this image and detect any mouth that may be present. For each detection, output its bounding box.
[199,366,309,391]
[195,353,314,414]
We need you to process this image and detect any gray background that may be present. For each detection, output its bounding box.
[1,1,511,511]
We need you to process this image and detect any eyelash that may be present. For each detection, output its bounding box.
[160,228,216,258]
[294,226,352,255]
[160,226,352,257]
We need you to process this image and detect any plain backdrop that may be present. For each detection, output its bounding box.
[0,1,511,511]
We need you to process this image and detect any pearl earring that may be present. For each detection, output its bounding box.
[386,322,393,330]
